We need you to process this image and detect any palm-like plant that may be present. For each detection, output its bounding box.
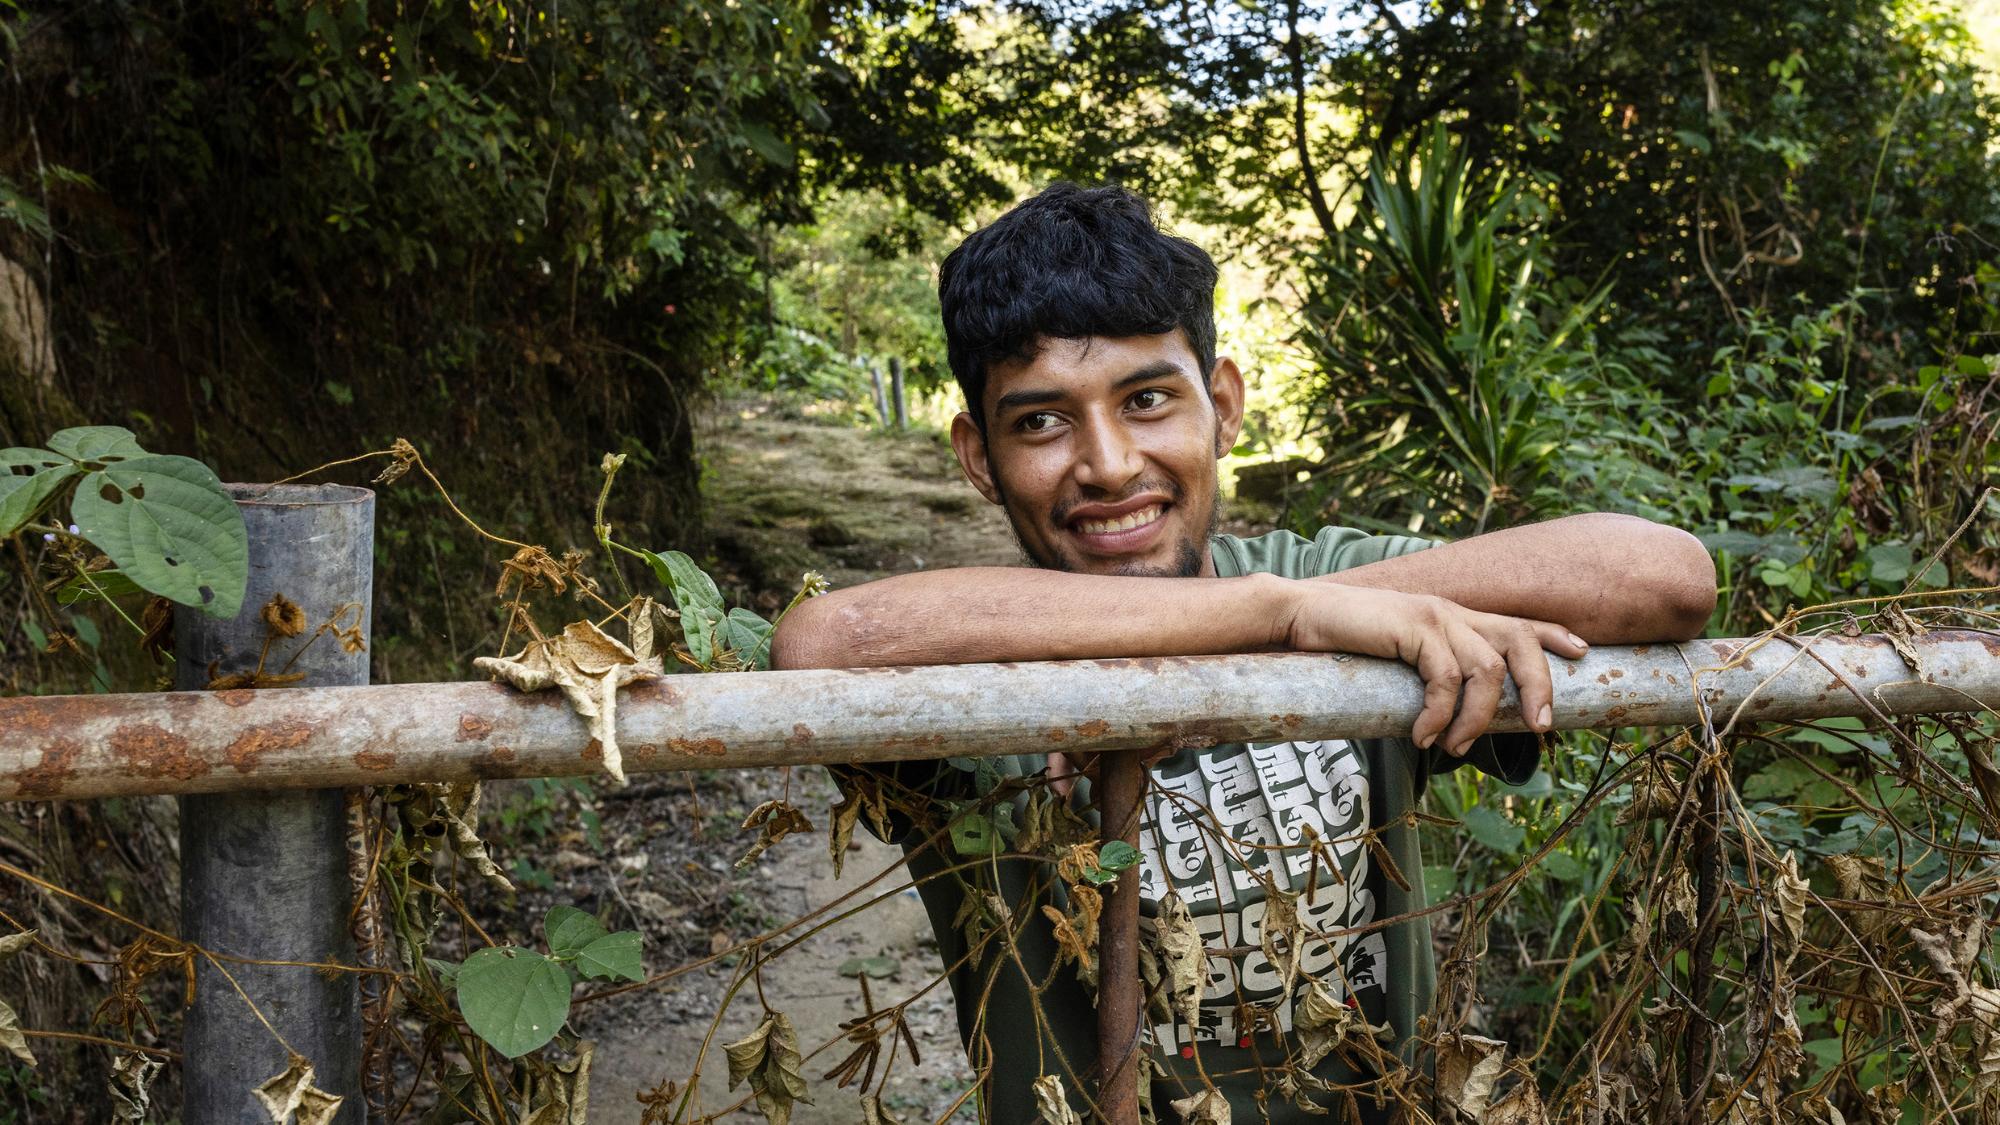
[1298,124,1607,536]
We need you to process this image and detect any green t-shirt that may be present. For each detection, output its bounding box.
[854,527,1537,1123]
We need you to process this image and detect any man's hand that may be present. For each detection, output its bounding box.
[1044,584,1587,795]
[1280,583,1588,756]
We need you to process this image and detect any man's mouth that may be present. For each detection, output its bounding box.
[1074,503,1166,536]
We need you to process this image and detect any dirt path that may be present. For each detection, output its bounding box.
[579,399,1019,1123]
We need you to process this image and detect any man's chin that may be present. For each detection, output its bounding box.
[1025,538,1207,578]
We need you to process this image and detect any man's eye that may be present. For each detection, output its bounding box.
[1130,390,1168,410]
[1019,412,1058,433]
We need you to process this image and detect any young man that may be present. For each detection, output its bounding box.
[771,184,1715,1122]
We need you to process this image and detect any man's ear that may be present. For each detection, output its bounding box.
[1208,356,1247,458]
[950,411,1005,505]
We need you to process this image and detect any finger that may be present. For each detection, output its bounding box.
[1438,624,1506,756]
[1409,635,1463,750]
[1529,620,1589,660]
[1504,624,1556,734]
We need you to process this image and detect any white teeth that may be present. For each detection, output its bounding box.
[1078,505,1163,535]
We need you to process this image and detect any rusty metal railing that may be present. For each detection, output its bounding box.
[3,632,1995,801]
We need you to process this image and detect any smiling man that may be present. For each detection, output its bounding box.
[771,184,1715,1122]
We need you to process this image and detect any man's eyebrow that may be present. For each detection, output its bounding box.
[1110,360,1193,391]
[992,360,1194,417]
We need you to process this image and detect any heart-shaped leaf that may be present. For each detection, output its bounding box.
[574,931,644,982]
[545,905,608,958]
[69,454,247,618]
[44,426,145,464]
[455,946,571,1058]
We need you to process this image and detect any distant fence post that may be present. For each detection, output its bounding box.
[868,362,890,427]
[889,356,907,430]
[177,483,371,1123]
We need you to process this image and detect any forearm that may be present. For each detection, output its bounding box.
[1324,513,1717,643]
[771,568,1296,669]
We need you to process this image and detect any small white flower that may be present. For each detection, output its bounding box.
[67,524,78,535]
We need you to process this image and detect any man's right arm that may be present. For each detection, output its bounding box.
[770,568,1584,755]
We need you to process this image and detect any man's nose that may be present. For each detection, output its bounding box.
[1074,415,1143,491]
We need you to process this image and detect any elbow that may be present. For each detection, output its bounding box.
[770,598,843,670]
[1608,516,1716,640]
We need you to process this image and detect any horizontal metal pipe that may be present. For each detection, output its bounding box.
[0,631,1994,801]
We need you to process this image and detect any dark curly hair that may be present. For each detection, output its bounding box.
[938,183,1219,430]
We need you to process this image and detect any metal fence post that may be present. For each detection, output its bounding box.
[1096,747,1145,1125]
[177,483,371,1122]
[889,356,907,430]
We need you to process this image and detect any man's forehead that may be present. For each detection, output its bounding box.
[981,331,1201,409]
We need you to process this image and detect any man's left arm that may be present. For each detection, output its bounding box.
[1321,513,1717,644]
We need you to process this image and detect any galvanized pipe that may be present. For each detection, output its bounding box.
[0,632,1994,801]
[177,484,367,1123]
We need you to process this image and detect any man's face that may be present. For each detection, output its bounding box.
[949,332,1245,577]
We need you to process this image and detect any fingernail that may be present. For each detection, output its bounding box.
[1568,633,1588,649]
[1537,704,1552,730]
[1418,733,1436,749]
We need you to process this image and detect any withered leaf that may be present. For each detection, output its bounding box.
[1155,892,1206,1030]
[1434,1033,1508,1120]
[437,782,513,894]
[1660,863,1697,944]
[1170,1087,1233,1124]
[1258,887,1305,1002]
[252,1054,344,1124]
[519,1039,593,1124]
[1770,851,1809,951]
[260,593,308,638]
[1031,1074,1083,1125]
[1486,1077,1551,1125]
[0,929,35,960]
[737,800,815,871]
[1293,980,1393,1071]
[0,1001,31,1067]
[1042,883,1103,989]
[474,620,663,785]
[108,1051,162,1121]
[860,1094,903,1125]
[725,1011,811,1125]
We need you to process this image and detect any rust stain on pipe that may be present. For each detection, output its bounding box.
[224,721,315,772]
[111,723,209,781]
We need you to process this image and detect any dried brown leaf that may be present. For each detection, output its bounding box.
[1170,1087,1233,1125]
[252,1054,344,1124]
[725,1012,811,1125]
[1293,980,1393,1071]
[1771,851,1808,952]
[1486,1077,1550,1125]
[474,620,663,785]
[1032,1074,1083,1125]
[860,1095,903,1125]
[260,593,308,638]
[1156,891,1206,1030]
[1435,1034,1508,1120]
[1258,887,1303,1002]
[0,1001,30,1067]
[737,800,815,870]
[107,1051,162,1122]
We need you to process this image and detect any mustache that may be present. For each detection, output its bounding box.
[1049,479,1184,528]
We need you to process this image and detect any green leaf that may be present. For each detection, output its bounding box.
[574,931,644,982]
[1541,851,1586,882]
[739,122,795,168]
[55,569,143,605]
[1097,840,1141,872]
[1954,354,1991,376]
[424,956,461,989]
[0,458,75,537]
[950,809,997,856]
[455,946,572,1058]
[69,455,247,618]
[723,607,775,669]
[1459,806,1525,854]
[1866,542,1912,584]
[544,905,607,958]
[43,426,145,464]
[642,548,726,666]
